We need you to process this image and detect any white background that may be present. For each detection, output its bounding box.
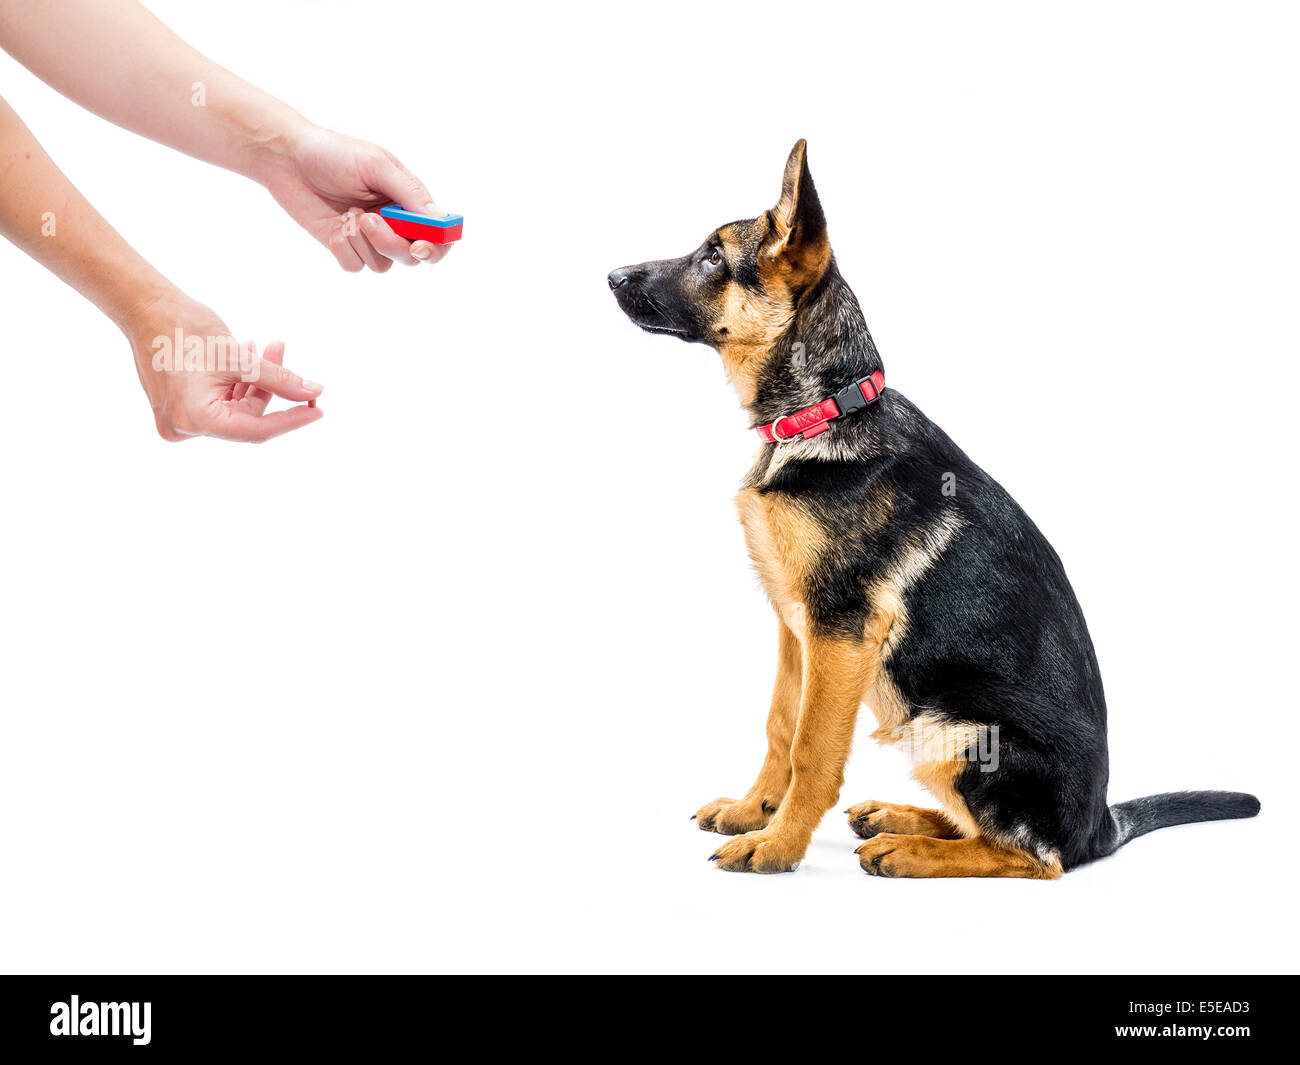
[1,1,1296,974]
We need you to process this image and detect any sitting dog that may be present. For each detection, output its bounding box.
[608,140,1258,877]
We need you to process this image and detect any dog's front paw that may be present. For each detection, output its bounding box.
[693,796,777,835]
[708,829,804,873]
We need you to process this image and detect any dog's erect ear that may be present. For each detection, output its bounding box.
[767,139,829,285]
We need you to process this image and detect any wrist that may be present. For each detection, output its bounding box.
[235,106,317,187]
[112,275,187,338]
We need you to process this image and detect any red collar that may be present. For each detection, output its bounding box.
[756,369,885,443]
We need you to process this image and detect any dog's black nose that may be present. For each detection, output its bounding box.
[607,268,631,291]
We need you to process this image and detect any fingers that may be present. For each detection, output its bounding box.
[239,340,284,414]
[344,209,392,273]
[360,212,418,266]
[329,227,364,273]
[410,240,453,265]
[210,403,324,443]
[245,352,323,403]
[147,322,324,444]
[329,149,449,271]
[209,342,323,442]
[229,340,265,403]
[335,206,426,273]
[370,152,440,217]
[348,228,391,273]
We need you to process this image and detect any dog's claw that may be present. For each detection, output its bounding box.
[852,816,879,840]
[707,853,719,862]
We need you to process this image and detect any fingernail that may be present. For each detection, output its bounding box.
[411,243,431,260]
[363,214,381,232]
[302,379,323,393]
[423,202,440,216]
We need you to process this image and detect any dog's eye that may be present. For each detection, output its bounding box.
[703,248,722,271]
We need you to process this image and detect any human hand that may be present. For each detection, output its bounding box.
[262,125,451,272]
[126,293,323,443]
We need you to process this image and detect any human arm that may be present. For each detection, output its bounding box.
[0,93,322,441]
[0,0,451,269]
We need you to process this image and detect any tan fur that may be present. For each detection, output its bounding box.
[846,799,962,840]
[710,633,869,872]
[709,140,830,404]
[690,143,1070,879]
[711,487,1022,874]
[735,487,823,616]
[694,619,801,835]
[764,138,831,292]
[856,833,1063,880]
[760,227,830,294]
[861,513,963,740]
[712,491,873,873]
[773,139,811,234]
[905,738,983,839]
[713,225,796,405]
[706,490,870,870]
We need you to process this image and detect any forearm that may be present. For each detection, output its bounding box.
[0,0,309,183]
[0,94,176,329]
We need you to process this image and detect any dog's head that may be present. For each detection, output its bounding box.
[609,140,831,389]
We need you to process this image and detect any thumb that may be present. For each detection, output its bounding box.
[371,153,441,217]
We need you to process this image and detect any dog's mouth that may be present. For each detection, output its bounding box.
[612,288,691,339]
[635,319,688,337]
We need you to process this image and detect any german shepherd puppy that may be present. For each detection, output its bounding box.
[608,140,1259,878]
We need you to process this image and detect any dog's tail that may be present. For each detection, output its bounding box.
[1107,790,1259,852]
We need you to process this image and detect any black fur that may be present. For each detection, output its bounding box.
[1109,791,1261,851]
[610,144,1259,871]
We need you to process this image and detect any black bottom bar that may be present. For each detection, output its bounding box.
[0,974,1288,1054]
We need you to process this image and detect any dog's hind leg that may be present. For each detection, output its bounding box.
[854,734,1062,878]
[694,618,801,835]
[855,833,1062,879]
[846,800,962,840]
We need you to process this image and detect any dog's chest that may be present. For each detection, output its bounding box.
[735,483,941,744]
[734,487,823,637]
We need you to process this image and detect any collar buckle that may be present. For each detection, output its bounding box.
[756,370,885,446]
[833,370,885,417]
